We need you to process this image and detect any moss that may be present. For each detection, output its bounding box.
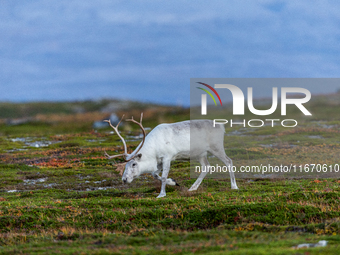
[0,98,340,254]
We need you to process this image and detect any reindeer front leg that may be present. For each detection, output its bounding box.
[152,173,179,186]
[157,159,171,198]
[153,162,179,186]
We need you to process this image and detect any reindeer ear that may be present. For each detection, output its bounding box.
[136,153,142,160]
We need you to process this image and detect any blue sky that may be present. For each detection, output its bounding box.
[1,0,340,105]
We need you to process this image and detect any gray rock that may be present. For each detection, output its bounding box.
[93,113,122,129]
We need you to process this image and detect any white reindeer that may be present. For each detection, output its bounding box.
[104,113,238,198]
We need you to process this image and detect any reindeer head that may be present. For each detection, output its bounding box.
[104,113,146,184]
[121,153,143,183]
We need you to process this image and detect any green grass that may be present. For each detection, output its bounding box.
[1,174,340,254]
[0,96,340,254]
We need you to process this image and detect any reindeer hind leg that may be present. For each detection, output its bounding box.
[210,148,238,189]
[188,156,209,191]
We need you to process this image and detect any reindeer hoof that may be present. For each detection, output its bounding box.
[156,193,166,198]
[166,178,179,186]
[171,178,180,186]
[188,186,197,192]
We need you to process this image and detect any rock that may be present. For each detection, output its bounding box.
[293,240,328,249]
[93,113,122,129]
[6,117,33,126]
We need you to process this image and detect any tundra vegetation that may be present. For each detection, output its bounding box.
[0,95,340,254]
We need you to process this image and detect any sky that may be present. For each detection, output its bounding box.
[1,0,340,105]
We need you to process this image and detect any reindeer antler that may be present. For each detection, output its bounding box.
[104,113,146,162]
[126,113,146,160]
[103,114,129,161]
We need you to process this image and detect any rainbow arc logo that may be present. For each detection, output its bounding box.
[196,82,223,106]
[196,82,312,117]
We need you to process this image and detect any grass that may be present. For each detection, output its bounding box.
[1,176,340,254]
[0,96,340,254]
